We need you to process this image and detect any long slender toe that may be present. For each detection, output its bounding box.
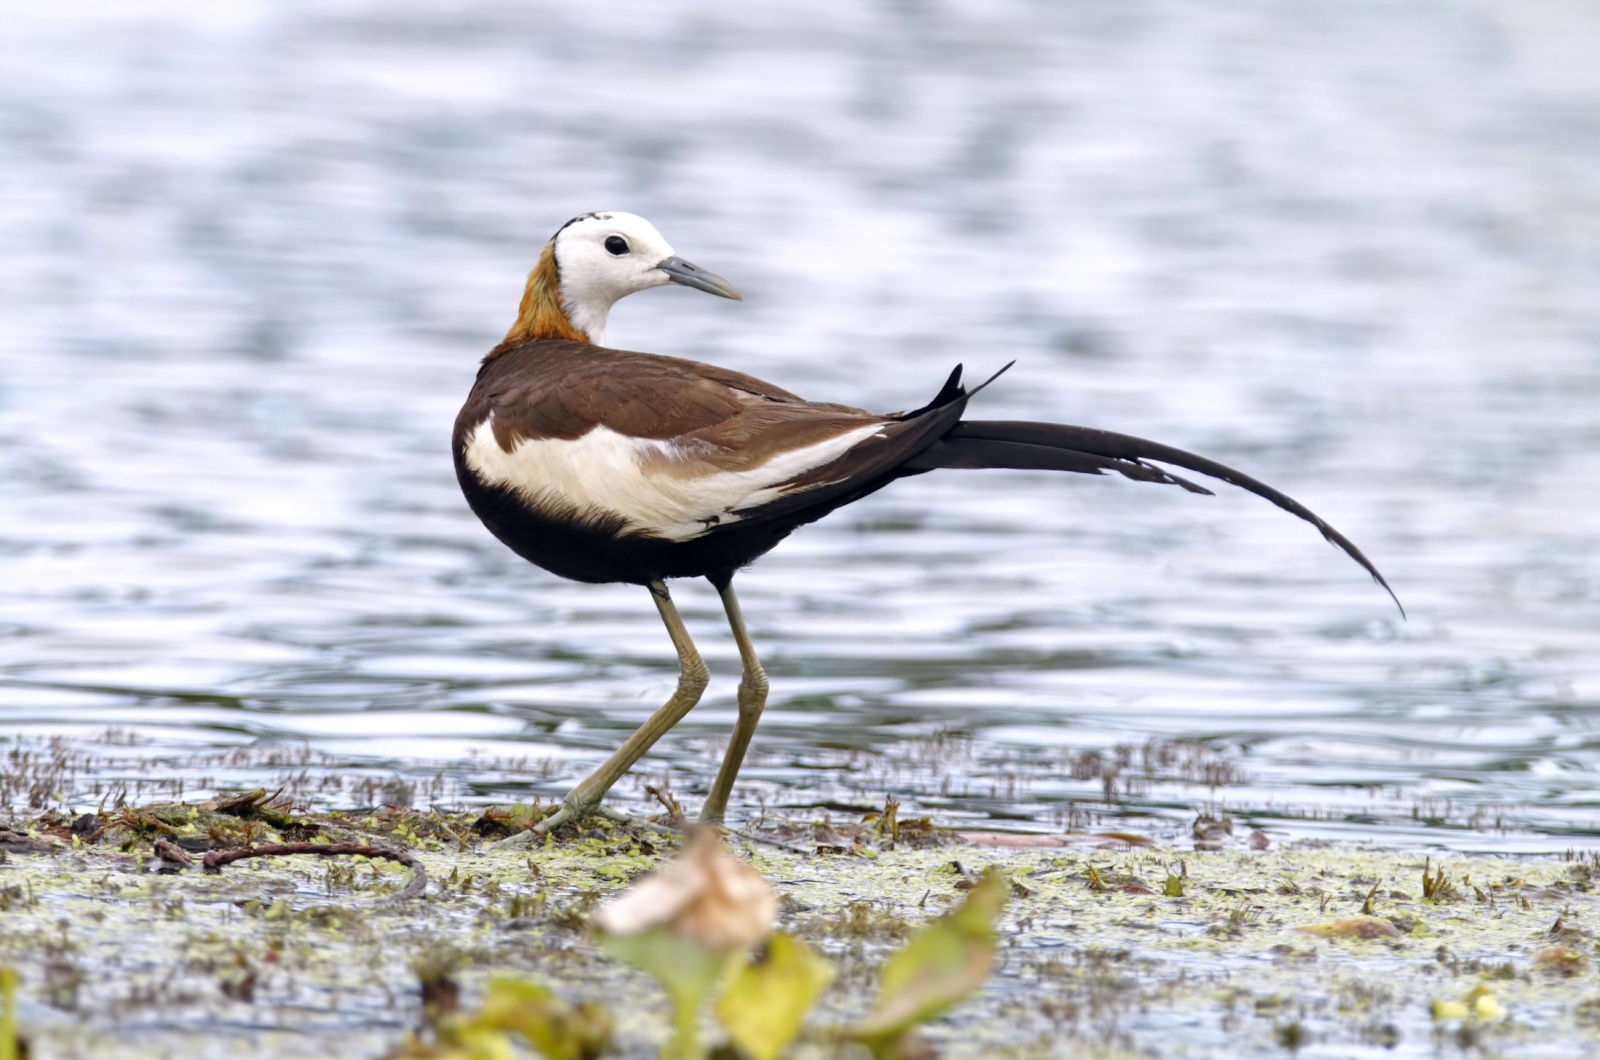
[533,800,580,834]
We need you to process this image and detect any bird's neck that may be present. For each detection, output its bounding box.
[503,242,596,346]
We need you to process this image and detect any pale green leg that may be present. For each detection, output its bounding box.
[531,579,710,835]
[699,579,769,825]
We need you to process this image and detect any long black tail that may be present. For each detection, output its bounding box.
[905,418,1403,616]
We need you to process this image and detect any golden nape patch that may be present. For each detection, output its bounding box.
[503,242,588,345]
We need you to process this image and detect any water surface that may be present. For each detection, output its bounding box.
[2,0,1598,852]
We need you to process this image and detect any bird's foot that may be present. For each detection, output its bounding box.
[532,798,584,836]
[489,799,683,849]
[486,795,595,849]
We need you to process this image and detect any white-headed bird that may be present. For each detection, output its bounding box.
[453,211,1399,834]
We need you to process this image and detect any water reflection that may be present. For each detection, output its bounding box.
[1,1,1597,852]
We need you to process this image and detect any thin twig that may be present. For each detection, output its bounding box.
[644,785,687,825]
[724,826,812,855]
[202,842,427,900]
[597,808,811,855]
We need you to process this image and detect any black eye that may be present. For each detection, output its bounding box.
[604,235,629,256]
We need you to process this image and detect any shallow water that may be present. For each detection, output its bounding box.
[2,0,1598,852]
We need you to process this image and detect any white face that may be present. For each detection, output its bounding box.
[549,211,740,345]
[551,212,677,344]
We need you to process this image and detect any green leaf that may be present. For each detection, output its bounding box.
[473,978,612,1060]
[716,934,835,1060]
[402,1024,521,1060]
[597,926,735,1057]
[1,966,17,1060]
[851,868,1007,1054]
[445,1028,520,1060]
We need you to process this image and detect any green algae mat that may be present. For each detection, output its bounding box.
[3,800,1599,1058]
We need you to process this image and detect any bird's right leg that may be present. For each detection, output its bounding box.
[532,579,709,835]
[699,576,768,825]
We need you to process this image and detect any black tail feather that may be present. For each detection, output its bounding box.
[909,419,1403,616]
[898,361,1015,420]
[908,436,1213,494]
[899,364,967,418]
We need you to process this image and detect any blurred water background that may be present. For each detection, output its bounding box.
[2,0,1597,853]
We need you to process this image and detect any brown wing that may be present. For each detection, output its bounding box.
[465,339,885,474]
[456,340,905,539]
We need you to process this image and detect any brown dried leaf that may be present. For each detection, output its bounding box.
[591,828,776,952]
[1297,915,1401,939]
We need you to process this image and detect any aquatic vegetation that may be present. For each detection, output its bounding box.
[1420,857,1463,903]
[591,830,1005,1058]
[593,829,778,1057]
[716,934,834,1060]
[849,869,1007,1059]
[1431,982,1508,1023]
[5,799,1600,1056]
[1532,945,1589,977]
[392,973,611,1060]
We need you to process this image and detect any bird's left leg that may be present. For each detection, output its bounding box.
[531,579,710,836]
[700,575,768,825]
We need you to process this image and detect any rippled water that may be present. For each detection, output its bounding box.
[2,0,1598,852]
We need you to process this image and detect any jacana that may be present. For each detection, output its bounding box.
[453,211,1398,834]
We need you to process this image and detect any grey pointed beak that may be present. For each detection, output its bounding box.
[656,255,742,300]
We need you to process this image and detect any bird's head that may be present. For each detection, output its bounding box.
[504,211,741,347]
